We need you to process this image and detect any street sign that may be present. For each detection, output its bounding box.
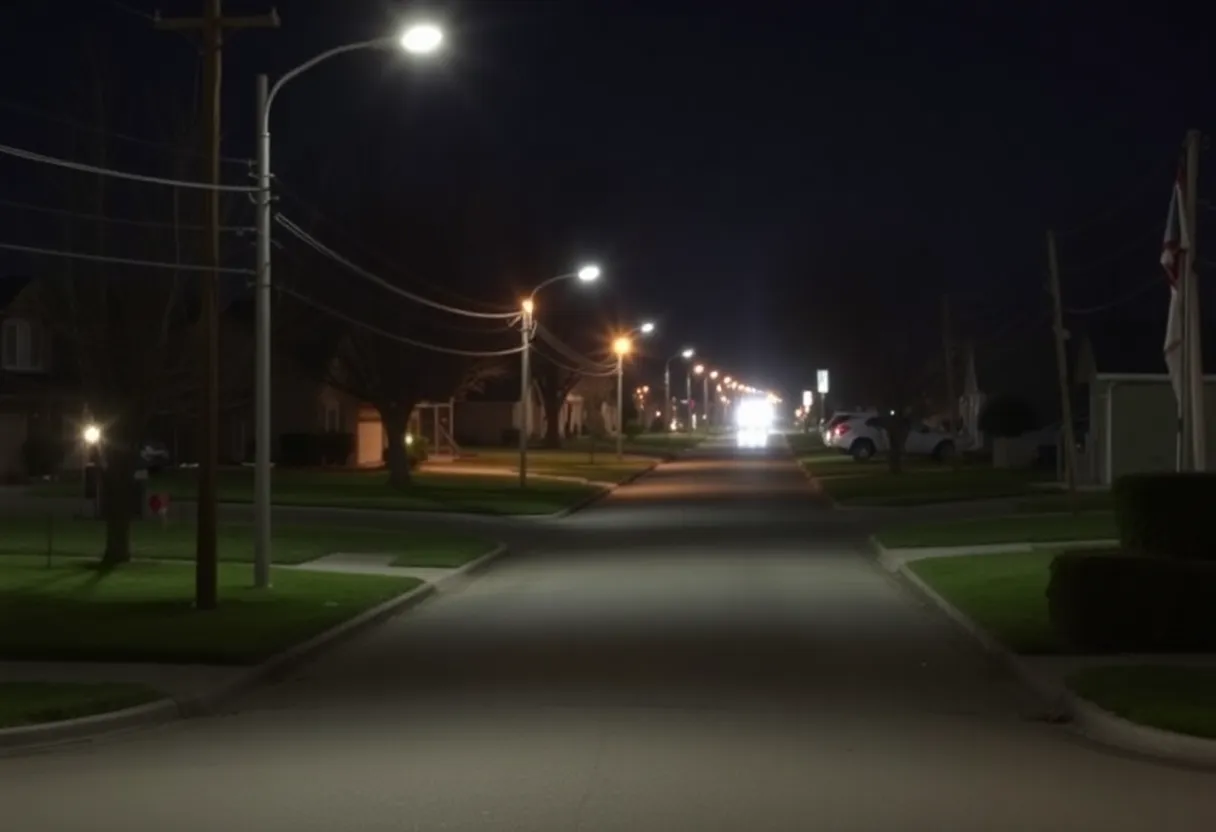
[801,390,813,408]
[816,370,830,394]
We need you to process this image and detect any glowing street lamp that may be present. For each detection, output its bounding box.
[400,22,444,54]
[82,425,101,446]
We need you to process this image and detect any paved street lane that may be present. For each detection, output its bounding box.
[3,434,1214,830]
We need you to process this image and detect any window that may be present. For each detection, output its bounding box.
[1,319,44,372]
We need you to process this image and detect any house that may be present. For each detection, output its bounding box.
[1073,322,1216,486]
[0,277,83,480]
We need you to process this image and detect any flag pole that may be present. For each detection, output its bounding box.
[1184,129,1205,471]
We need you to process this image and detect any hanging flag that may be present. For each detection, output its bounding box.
[1161,164,1190,404]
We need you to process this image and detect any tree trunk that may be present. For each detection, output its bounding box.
[380,404,412,489]
[100,442,136,568]
[541,386,564,449]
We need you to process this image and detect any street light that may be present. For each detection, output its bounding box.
[519,265,603,487]
[664,347,694,431]
[253,22,445,589]
[82,425,101,446]
[639,321,656,335]
[613,336,633,459]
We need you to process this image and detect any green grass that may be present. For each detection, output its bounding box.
[878,511,1117,549]
[801,456,1050,506]
[1016,491,1114,513]
[0,681,165,729]
[0,517,491,567]
[449,449,656,483]
[783,432,827,456]
[0,558,419,664]
[31,468,601,515]
[561,433,703,454]
[909,551,1059,653]
[1066,665,1216,739]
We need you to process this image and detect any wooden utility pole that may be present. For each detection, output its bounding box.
[156,2,279,610]
[1046,230,1079,510]
[941,294,958,468]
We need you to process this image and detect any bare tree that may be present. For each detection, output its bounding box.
[279,188,513,487]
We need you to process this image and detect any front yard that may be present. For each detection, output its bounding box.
[877,511,1117,549]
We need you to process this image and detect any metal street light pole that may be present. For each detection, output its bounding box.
[664,348,694,431]
[518,266,600,486]
[253,24,444,587]
[616,351,625,459]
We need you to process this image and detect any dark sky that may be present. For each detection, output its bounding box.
[2,0,1213,406]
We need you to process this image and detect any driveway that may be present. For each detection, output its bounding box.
[1,434,1212,830]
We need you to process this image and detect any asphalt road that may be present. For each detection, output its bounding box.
[3,435,1214,830]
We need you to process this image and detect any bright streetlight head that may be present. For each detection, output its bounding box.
[681,348,695,359]
[724,376,733,384]
[521,298,534,315]
[400,22,444,55]
[577,264,601,282]
[639,321,656,334]
[694,363,705,374]
[613,336,632,356]
[82,424,101,445]
[710,370,719,379]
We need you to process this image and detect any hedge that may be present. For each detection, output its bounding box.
[1047,552,1216,652]
[1113,472,1216,560]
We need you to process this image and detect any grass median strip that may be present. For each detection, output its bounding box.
[801,457,1048,506]
[0,517,493,567]
[0,681,165,730]
[878,511,1117,549]
[1066,665,1216,740]
[908,551,1059,654]
[0,558,419,664]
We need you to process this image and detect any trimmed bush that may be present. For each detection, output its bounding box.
[1047,553,1216,652]
[1113,473,1216,560]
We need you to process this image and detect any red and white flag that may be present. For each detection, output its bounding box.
[1162,165,1190,404]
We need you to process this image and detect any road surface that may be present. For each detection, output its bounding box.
[3,435,1213,830]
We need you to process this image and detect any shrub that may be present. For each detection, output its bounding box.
[407,434,430,469]
[978,395,1039,438]
[1113,473,1216,560]
[279,432,354,467]
[1047,553,1216,652]
[624,419,644,439]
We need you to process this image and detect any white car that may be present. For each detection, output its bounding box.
[832,414,958,462]
[822,410,876,448]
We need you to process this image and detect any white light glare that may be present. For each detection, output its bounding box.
[577,265,601,282]
[734,398,774,431]
[400,23,444,55]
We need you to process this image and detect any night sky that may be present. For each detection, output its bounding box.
[2,0,1213,410]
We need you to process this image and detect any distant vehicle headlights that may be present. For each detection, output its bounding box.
[735,398,774,430]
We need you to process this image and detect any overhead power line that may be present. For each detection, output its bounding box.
[0,196,253,233]
[0,240,255,274]
[0,143,258,192]
[274,213,519,321]
[531,341,616,377]
[278,286,526,358]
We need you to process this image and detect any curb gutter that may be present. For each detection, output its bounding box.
[870,536,1216,767]
[0,543,510,755]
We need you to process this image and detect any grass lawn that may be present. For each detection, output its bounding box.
[1016,491,1114,514]
[561,433,704,455]
[447,449,656,484]
[878,511,1117,549]
[0,558,419,664]
[0,681,165,729]
[31,467,601,515]
[908,551,1060,654]
[784,432,827,456]
[1066,665,1216,739]
[801,455,1050,506]
[0,517,492,567]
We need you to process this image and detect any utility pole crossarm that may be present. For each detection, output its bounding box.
[154,9,281,30]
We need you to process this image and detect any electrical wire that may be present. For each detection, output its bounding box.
[0,143,258,192]
[1065,277,1166,315]
[275,213,519,321]
[277,286,526,358]
[0,196,253,233]
[530,341,617,377]
[274,177,519,315]
[534,323,615,371]
[0,240,255,274]
[0,98,251,166]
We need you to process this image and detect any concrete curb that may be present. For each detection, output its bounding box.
[547,461,662,519]
[790,455,842,509]
[871,536,1216,767]
[0,542,510,755]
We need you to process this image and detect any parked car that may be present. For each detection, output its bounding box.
[140,439,172,472]
[832,415,957,462]
[822,410,877,447]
